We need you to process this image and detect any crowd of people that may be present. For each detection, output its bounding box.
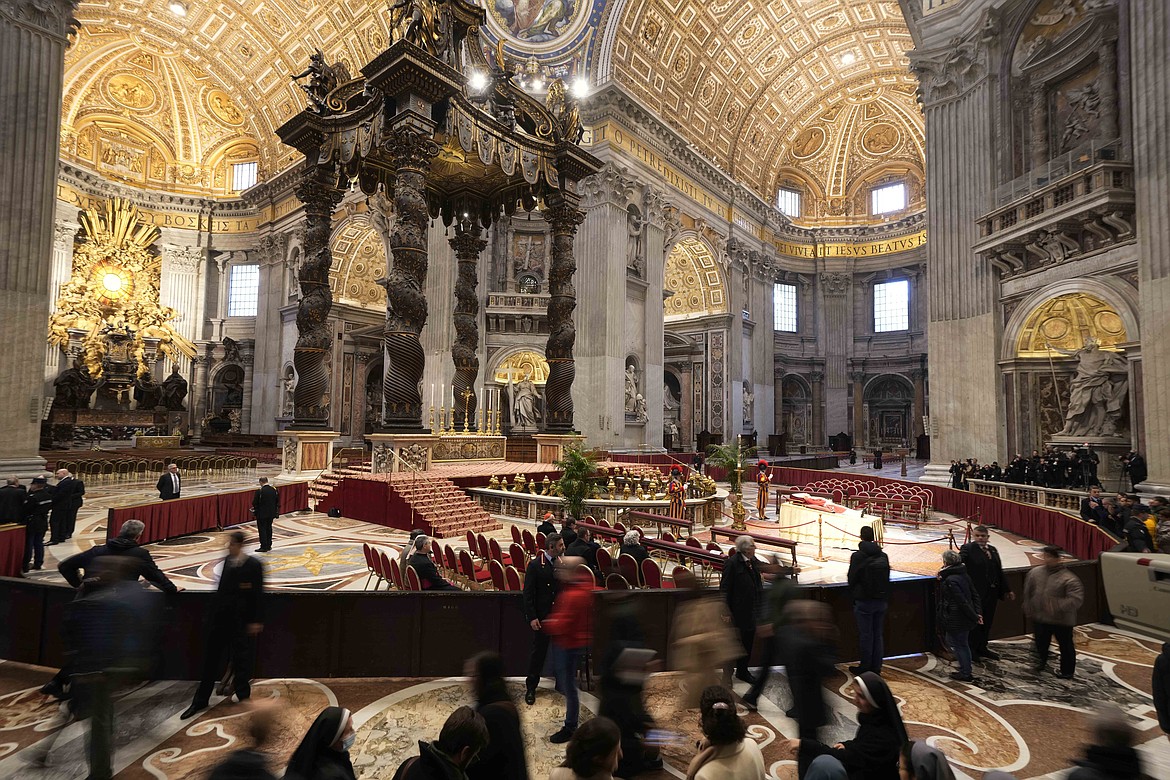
[24,495,1170,779]
[949,447,1148,492]
[0,469,86,574]
[1079,485,1169,551]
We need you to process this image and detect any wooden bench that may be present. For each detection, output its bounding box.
[710,526,799,577]
[641,536,727,583]
[856,495,927,526]
[623,509,694,536]
[577,521,626,544]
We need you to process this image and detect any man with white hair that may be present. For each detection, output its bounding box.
[406,534,457,590]
[156,463,182,500]
[619,529,649,566]
[48,468,85,544]
[720,535,763,684]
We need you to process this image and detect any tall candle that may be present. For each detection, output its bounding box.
[440,383,445,409]
[430,383,435,409]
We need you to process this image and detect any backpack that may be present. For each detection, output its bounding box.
[860,554,890,599]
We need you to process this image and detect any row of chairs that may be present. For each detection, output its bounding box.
[362,543,424,592]
[54,455,258,484]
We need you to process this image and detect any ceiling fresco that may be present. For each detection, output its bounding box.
[63,0,925,219]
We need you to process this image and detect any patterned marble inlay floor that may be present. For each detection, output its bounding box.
[0,625,1167,779]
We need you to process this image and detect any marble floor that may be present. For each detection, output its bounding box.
[0,624,1166,779]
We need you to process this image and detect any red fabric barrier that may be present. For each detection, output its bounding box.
[336,478,417,532]
[0,524,26,578]
[107,482,310,544]
[773,467,1116,561]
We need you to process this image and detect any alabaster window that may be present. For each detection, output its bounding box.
[874,279,910,332]
[871,181,907,215]
[232,161,258,192]
[776,187,802,219]
[774,283,798,332]
[227,264,260,317]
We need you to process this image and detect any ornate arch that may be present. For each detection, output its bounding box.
[489,348,551,385]
[328,215,387,310]
[863,373,914,401]
[1002,278,1139,361]
[663,234,727,321]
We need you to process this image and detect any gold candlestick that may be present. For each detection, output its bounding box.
[428,405,436,434]
[493,409,501,435]
[460,386,474,433]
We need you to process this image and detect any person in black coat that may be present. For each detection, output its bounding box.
[959,525,1014,660]
[719,535,763,684]
[522,532,563,705]
[207,704,279,780]
[1068,705,1153,780]
[285,706,358,780]
[58,519,177,593]
[392,706,489,780]
[21,477,53,572]
[48,468,85,544]
[406,535,458,590]
[847,526,890,675]
[787,671,907,780]
[619,529,649,566]
[181,531,265,720]
[250,477,279,553]
[782,600,837,741]
[1122,450,1148,490]
[536,512,557,536]
[597,646,661,777]
[938,550,981,682]
[559,517,579,547]
[156,463,181,500]
[1154,642,1170,736]
[566,526,601,574]
[0,477,25,523]
[1080,486,1109,529]
[1122,512,1154,553]
[466,651,528,780]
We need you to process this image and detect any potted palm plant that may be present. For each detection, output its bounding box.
[705,441,757,493]
[554,444,599,521]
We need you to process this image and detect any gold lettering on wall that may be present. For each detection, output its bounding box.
[57,182,260,234]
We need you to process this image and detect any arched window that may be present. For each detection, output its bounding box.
[518,274,540,294]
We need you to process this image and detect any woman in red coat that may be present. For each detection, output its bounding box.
[542,560,594,745]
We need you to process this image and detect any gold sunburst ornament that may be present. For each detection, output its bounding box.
[47,198,196,377]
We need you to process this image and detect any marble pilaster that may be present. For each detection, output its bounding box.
[0,0,78,476]
[819,271,852,437]
[45,212,79,383]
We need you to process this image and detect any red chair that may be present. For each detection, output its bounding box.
[444,544,459,573]
[614,522,626,534]
[596,517,611,528]
[509,542,528,570]
[405,565,422,592]
[477,533,492,562]
[505,565,523,592]
[641,557,664,588]
[489,537,511,565]
[662,531,676,543]
[633,526,646,539]
[535,531,547,550]
[431,538,443,564]
[685,536,703,550]
[466,530,479,559]
[617,553,641,588]
[706,541,724,554]
[386,553,401,590]
[595,546,613,574]
[362,543,381,590]
[522,528,537,555]
[606,573,630,590]
[578,562,599,588]
[671,565,691,585]
[459,549,492,587]
[489,559,506,591]
[510,525,523,545]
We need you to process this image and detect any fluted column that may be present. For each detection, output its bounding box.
[1131,0,1170,494]
[810,370,825,446]
[820,272,851,436]
[450,222,487,429]
[192,352,210,436]
[159,244,204,373]
[1097,37,1119,141]
[381,128,439,432]
[240,343,255,434]
[542,196,586,433]
[851,372,866,448]
[291,165,343,429]
[0,0,77,475]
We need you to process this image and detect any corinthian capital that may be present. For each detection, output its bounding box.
[0,0,79,39]
[908,14,994,105]
[819,272,851,295]
[579,163,635,209]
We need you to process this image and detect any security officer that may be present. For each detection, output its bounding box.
[23,476,55,572]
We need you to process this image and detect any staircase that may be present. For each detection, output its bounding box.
[387,473,501,539]
[308,463,371,509]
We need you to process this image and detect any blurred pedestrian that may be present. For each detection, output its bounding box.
[522,531,562,705]
[668,569,741,709]
[207,702,279,780]
[741,562,799,711]
[937,549,981,683]
[784,671,907,779]
[779,600,837,740]
[465,651,527,780]
[181,531,265,719]
[542,557,594,743]
[286,706,358,780]
[250,476,279,553]
[1023,545,1084,679]
[392,705,488,780]
[1067,704,1153,779]
[550,716,623,780]
[686,685,765,780]
[1155,641,1170,735]
[598,646,662,776]
[720,535,763,684]
[899,741,956,780]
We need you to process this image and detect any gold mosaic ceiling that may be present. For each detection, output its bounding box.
[63,0,925,214]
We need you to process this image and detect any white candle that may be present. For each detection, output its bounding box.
[430,383,435,409]
[440,383,445,409]
[480,387,485,414]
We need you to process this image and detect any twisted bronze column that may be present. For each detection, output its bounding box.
[291,166,342,429]
[450,221,487,430]
[541,198,585,432]
[380,127,439,431]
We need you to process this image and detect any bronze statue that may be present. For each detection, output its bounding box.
[52,359,97,409]
[291,49,341,114]
[133,370,163,410]
[160,366,189,411]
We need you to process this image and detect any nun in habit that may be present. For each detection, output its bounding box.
[284,706,358,780]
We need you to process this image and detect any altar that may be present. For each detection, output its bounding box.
[776,500,884,550]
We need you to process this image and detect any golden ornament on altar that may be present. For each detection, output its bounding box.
[488,475,500,490]
[541,476,551,495]
[622,485,631,501]
[607,477,617,500]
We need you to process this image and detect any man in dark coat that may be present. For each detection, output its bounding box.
[1080,486,1109,529]
[156,463,181,500]
[719,535,763,684]
[0,476,26,524]
[22,476,54,572]
[406,535,457,591]
[522,532,562,705]
[1154,642,1170,736]
[181,531,265,720]
[536,512,556,536]
[959,525,1014,660]
[48,468,85,544]
[565,526,600,574]
[250,477,279,553]
[847,525,890,675]
[58,519,177,593]
[392,706,489,780]
[1123,450,1148,490]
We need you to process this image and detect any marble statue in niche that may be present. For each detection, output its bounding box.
[742,380,754,427]
[512,372,541,430]
[626,204,644,278]
[1048,338,1129,437]
[624,362,639,413]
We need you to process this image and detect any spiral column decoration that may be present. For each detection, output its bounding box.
[380,127,440,432]
[291,166,342,429]
[541,197,586,433]
[450,221,487,430]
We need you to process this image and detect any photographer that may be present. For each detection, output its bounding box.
[1120,451,1148,491]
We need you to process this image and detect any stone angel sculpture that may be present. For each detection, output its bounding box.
[291,49,342,114]
[544,79,583,143]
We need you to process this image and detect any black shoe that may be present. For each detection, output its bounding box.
[180,703,207,720]
[44,541,58,547]
[32,565,42,571]
[550,726,575,744]
[1056,672,1075,680]
[785,707,797,718]
[1032,663,1047,675]
[40,681,65,699]
[741,694,758,712]
[524,689,536,706]
[981,649,1001,661]
[847,665,866,676]
[255,547,270,553]
[949,672,975,682]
